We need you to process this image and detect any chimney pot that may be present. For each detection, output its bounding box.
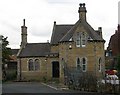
[54,21,56,25]
[79,3,82,7]
[83,3,85,7]
[23,19,25,26]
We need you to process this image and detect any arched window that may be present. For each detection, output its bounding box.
[28,59,34,71]
[77,58,81,70]
[28,59,40,71]
[82,58,87,72]
[76,32,81,47]
[98,58,102,72]
[34,59,40,71]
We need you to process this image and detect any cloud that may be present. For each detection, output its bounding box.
[1,20,18,32]
[0,0,119,49]
[47,0,79,4]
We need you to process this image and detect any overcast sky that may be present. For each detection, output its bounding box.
[0,0,119,49]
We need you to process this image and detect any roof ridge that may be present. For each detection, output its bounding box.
[60,19,80,42]
[56,24,74,26]
[18,42,50,57]
[50,24,73,44]
[83,21,103,40]
[27,43,50,45]
[60,19,104,42]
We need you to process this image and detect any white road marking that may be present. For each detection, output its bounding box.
[41,83,58,90]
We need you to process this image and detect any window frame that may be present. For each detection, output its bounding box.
[76,32,81,47]
[98,58,102,72]
[28,59,34,71]
[34,59,40,71]
[76,58,81,70]
[28,58,40,71]
[81,32,86,47]
[82,57,87,72]
[76,32,87,47]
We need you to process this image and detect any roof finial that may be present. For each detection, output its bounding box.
[23,19,25,26]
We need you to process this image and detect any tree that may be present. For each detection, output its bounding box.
[2,36,11,64]
[1,36,12,80]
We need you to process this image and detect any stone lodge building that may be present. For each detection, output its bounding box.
[17,3,105,82]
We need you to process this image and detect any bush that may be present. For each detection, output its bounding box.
[6,69,17,80]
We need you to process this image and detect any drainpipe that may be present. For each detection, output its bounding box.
[19,58,21,81]
[17,58,22,81]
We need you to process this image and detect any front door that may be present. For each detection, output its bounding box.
[52,61,59,78]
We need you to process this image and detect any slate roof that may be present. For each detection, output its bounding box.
[18,43,50,57]
[11,49,19,55]
[50,24,73,45]
[60,19,104,42]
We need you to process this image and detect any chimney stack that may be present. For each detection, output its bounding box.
[78,3,87,21]
[98,27,102,38]
[21,19,27,48]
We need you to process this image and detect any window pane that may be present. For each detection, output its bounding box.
[83,58,86,64]
[34,59,40,71]
[81,32,86,47]
[77,64,80,70]
[76,32,81,47]
[82,58,86,71]
[99,58,102,71]
[77,58,80,70]
[82,39,86,45]
[77,58,80,65]
[77,39,79,43]
[82,65,86,71]
[28,59,34,71]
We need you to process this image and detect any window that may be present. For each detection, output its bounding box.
[82,58,87,72]
[77,58,81,70]
[98,58,102,72]
[76,32,81,47]
[28,59,34,71]
[34,59,40,71]
[81,32,86,47]
[76,32,86,47]
[28,59,40,71]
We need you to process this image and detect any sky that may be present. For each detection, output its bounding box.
[0,0,120,49]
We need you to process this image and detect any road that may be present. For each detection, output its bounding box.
[2,82,114,95]
[2,82,81,94]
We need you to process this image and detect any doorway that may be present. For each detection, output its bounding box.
[52,61,59,78]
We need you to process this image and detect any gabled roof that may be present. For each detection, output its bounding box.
[11,49,19,55]
[60,19,104,42]
[50,24,73,45]
[18,43,50,58]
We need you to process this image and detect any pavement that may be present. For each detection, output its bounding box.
[41,82,119,95]
[42,82,69,91]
